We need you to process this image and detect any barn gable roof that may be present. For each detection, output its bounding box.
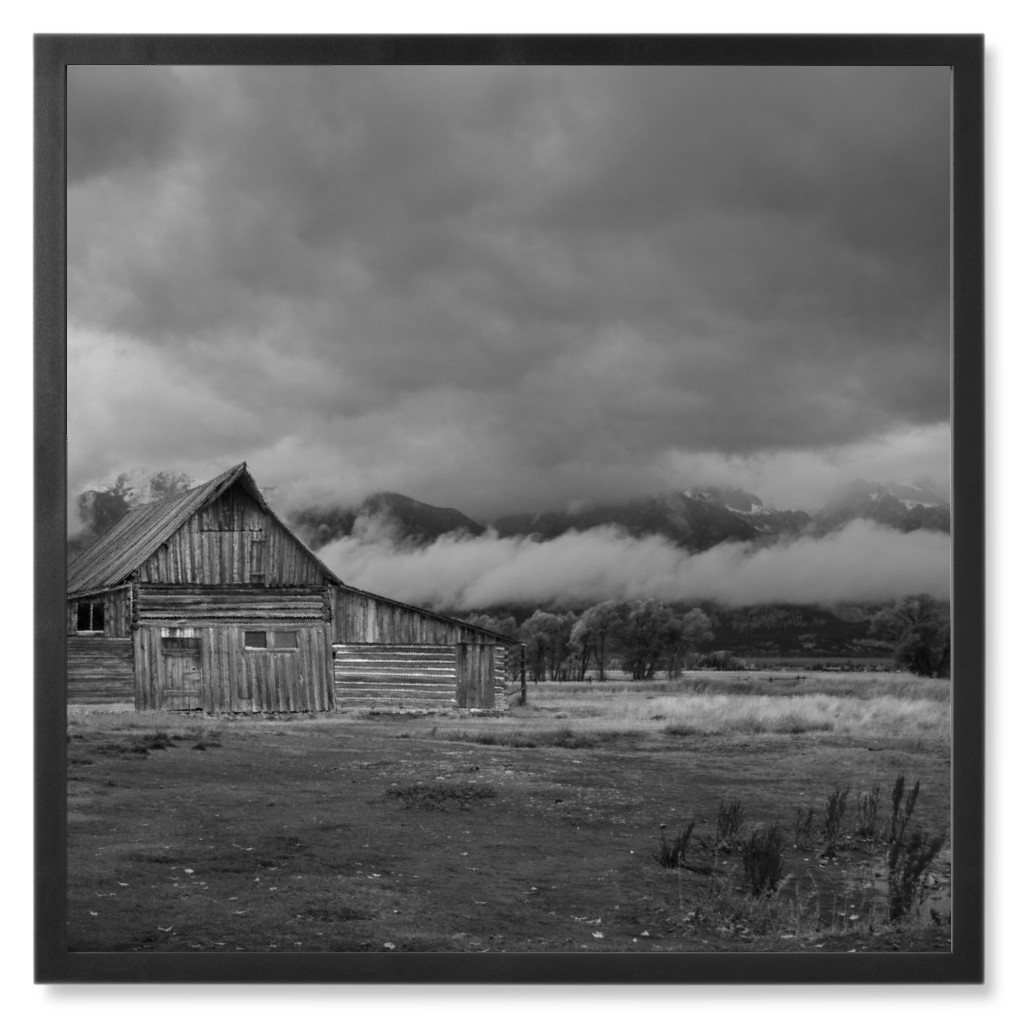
[68,463,341,596]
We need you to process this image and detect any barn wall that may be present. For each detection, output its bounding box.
[333,642,510,711]
[137,484,327,587]
[334,587,507,649]
[67,636,134,703]
[67,586,132,638]
[136,584,330,622]
[456,643,495,709]
[334,644,457,710]
[134,621,333,713]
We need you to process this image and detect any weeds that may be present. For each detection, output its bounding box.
[716,799,744,851]
[856,786,881,841]
[887,831,946,922]
[881,773,940,922]
[821,785,850,859]
[793,807,816,851]
[681,869,813,941]
[741,824,786,895]
[653,821,696,869]
[886,774,920,844]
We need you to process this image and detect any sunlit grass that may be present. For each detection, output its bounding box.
[68,671,951,746]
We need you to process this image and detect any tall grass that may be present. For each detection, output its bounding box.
[645,694,949,740]
[71,672,950,747]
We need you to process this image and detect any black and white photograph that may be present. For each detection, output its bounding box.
[36,35,984,985]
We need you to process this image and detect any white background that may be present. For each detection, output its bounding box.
[5,2,1018,1019]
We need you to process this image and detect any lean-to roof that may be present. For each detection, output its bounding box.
[336,582,520,645]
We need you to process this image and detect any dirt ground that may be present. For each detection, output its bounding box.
[64,687,951,954]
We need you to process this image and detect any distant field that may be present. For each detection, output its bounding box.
[66,670,951,954]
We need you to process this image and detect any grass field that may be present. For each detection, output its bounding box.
[65,670,951,953]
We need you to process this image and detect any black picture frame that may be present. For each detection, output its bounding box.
[35,33,984,984]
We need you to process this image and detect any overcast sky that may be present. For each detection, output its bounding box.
[67,64,951,519]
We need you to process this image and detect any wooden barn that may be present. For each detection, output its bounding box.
[67,463,519,713]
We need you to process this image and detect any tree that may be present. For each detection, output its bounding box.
[870,594,950,678]
[569,600,619,681]
[664,607,716,678]
[149,470,193,502]
[520,610,576,682]
[613,599,676,680]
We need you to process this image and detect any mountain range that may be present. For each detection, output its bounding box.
[288,479,950,553]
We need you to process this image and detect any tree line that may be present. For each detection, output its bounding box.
[465,592,951,680]
[464,599,715,683]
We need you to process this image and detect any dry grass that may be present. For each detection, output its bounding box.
[414,671,950,747]
[68,671,950,748]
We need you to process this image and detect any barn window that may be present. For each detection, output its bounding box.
[76,599,104,633]
[244,630,298,650]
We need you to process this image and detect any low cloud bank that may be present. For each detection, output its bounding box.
[319,518,950,610]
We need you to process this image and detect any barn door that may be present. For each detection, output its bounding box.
[160,636,204,711]
[456,643,495,709]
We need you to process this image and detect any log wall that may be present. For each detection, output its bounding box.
[67,636,134,703]
[334,644,457,710]
[136,584,330,622]
[334,642,509,711]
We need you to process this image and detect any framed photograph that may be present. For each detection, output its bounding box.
[36,34,983,984]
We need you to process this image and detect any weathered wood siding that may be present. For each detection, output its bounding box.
[134,622,333,713]
[67,636,134,703]
[136,584,330,622]
[66,586,132,638]
[137,484,327,586]
[335,587,504,646]
[456,642,495,709]
[333,644,457,709]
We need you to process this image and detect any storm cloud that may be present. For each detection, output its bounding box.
[67,64,951,519]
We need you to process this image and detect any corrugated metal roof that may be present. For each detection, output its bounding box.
[68,463,341,596]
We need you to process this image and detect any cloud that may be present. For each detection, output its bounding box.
[67,65,951,520]
[319,518,950,610]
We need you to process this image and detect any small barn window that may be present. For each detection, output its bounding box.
[76,599,104,633]
[243,630,298,651]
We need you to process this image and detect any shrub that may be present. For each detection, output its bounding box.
[716,799,744,851]
[887,830,946,922]
[653,821,696,868]
[821,785,850,858]
[741,824,786,895]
